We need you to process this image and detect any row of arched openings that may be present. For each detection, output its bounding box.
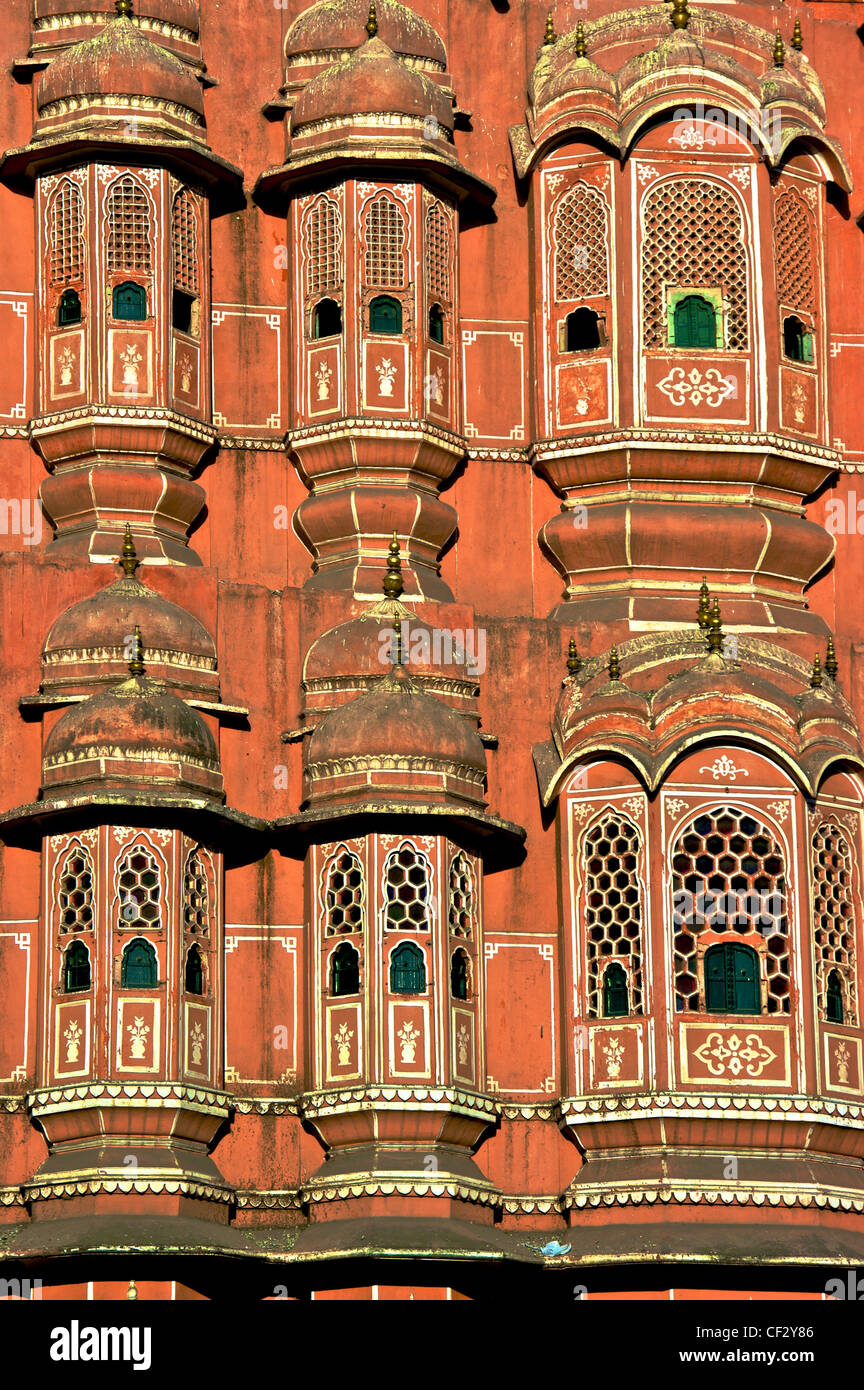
[329,940,470,999]
[62,938,205,994]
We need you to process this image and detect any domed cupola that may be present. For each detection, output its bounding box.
[41,626,223,802]
[285,0,446,69]
[40,527,219,703]
[23,0,205,82]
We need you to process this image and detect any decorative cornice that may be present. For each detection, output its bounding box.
[30,405,217,445]
[563,1180,864,1213]
[27,1081,232,1117]
[218,434,284,452]
[559,1092,864,1127]
[231,1096,301,1116]
[531,428,841,467]
[287,416,466,451]
[33,13,198,44]
[38,94,204,130]
[234,1188,303,1210]
[302,1173,501,1208]
[300,1084,500,1122]
[23,1174,233,1204]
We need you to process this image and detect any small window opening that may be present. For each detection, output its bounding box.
[705,941,761,1015]
[369,294,402,335]
[331,941,360,997]
[113,281,148,322]
[58,288,82,327]
[602,961,629,1018]
[450,948,469,1000]
[313,298,343,339]
[671,294,718,349]
[120,937,157,988]
[428,304,445,344]
[185,944,204,995]
[172,288,197,335]
[390,941,426,994]
[64,940,91,993]
[826,969,845,1024]
[783,314,813,364]
[563,306,602,353]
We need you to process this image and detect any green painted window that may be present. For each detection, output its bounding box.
[672,294,717,349]
[783,314,813,364]
[826,969,845,1024]
[450,948,469,1000]
[390,941,425,995]
[331,941,360,997]
[113,281,148,321]
[602,961,629,1017]
[369,294,402,334]
[58,288,82,326]
[313,298,342,338]
[121,937,157,988]
[428,304,445,343]
[185,944,204,995]
[704,941,760,1014]
[64,940,91,993]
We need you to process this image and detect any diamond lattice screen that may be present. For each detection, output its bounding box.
[553,183,609,302]
[172,191,200,296]
[48,181,85,289]
[364,196,406,288]
[774,190,815,314]
[304,196,342,298]
[106,175,152,275]
[424,201,451,303]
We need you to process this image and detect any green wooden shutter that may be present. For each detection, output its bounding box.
[673,295,717,349]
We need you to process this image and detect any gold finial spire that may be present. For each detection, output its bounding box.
[773,28,785,66]
[825,636,839,681]
[129,625,145,677]
[543,12,556,46]
[566,637,582,677]
[791,18,803,51]
[120,523,138,578]
[608,646,621,682]
[365,2,378,39]
[670,0,690,31]
[574,22,586,59]
[810,654,823,689]
[382,531,404,601]
[126,1279,138,1300]
[697,577,711,631]
[115,0,133,16]
[707,597,725,656]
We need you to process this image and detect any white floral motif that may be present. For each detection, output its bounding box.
[178,352,193,394]
[64,1019,82,1063]
[335,1022,354,1066]
[315,362,332,401]
[670,124,717,151]
[120,346,142,389]
[693,1031,776,1078]
[622,797,643,819]
[657,367,736,409]
[376,359,398,397]
[636,164,659,184]
[457,1024,470,1066]
[729,168,751,187]
[699,755,749,781]
[190,1021,205,1065]
[665,798,688,818]
[834,1041,850,1085]
[59,347,76,387]
[603,1036,624,1079]
[127,1016,150,1060]
[767,800,790,824]
[398,1020,420,1064]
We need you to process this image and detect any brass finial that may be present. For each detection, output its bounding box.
[791,18,803,51]
[120,523,138,578]
[810,654,823,689]
[382,531,404,601]
[126,1279,138,1300]
[574,22,586,59]
[773,29,785,66]
[608,646,621,682]
[825,636,839,681]
[543,12,556,46]
[697,577,711,631]
[365,2,378,39]
[670,0,690,31]
[707,597,725,655]
[129,625,145,676]
[567,637,582,677]
[115,0,133,16]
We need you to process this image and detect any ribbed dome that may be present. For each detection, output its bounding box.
[285,0,446,67]
[34,0,199,30]
[292,35,452,132]
[37,8,204,117]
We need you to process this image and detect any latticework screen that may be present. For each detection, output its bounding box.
[304,196,342,298]
[106,175,152,276]
[812,823,857,1021]
[172,190,200,296]
[774,189,815,314]
[424,201,451,304]
[324,850,364,936]
[553,183,608,302]
[641,180,748,349]
[48,181,86,289]
[363,195,406,288]
[583,814,644,1017]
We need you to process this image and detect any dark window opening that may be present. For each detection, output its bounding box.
[564,306,602,353]
[58,288,82,327]
[428,304,445,344]
[172,288,196,335]
[369,294,402,335]
[826,969,845,1024]
[602,961,629,1018]
[121,937,157,988]
[113,281,148,322]
[390,941,426,995]
[672,294,718,349]
[450,948,469,1000]
[64,940,91,993]
[331,941,360,997]
[783,314,813,364]
[705,941,760,1015]
[313,298,343,339]
[185,944,204,995]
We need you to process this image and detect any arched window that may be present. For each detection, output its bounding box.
[331,941,360,997]
[183,850,211,936]
[602,961,629,1018]
[58,845,94,934]
[428,303,445,343]
[106,175,152,276]
[384,844,431,930]
[583,813,644,1018]
[171,190,200,334]
[117,847,161,930]
[390,941,426,994]
[112,281,148,321]
[448,854,474,938]
[450,948,469,1000]
[304,195,342,298]
[58,288,82,326]
[63,940,91,993]
[120,938,158,988]
[812,823,858,1025]
[369,294,402,335]
[642,179,748,350]
[313,297,343,338]
[564,306,602,352]
[827,968,845,1024]
[363,195,406,287]
[324,850,364,934]
[553,182,609,302]
[672,294,717,349]
[48,179,85,289]
[184,944,204,995]
[705,941,761,1015]
[424,201,451,304]
[783,314,813,364]
[774,188,815,316]
[672,806,789,1014]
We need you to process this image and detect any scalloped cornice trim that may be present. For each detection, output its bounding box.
[27,1081,232,1115]
[563,1181,864,1213]
[559,1092,864,1126]
[300,1084,499,1121]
